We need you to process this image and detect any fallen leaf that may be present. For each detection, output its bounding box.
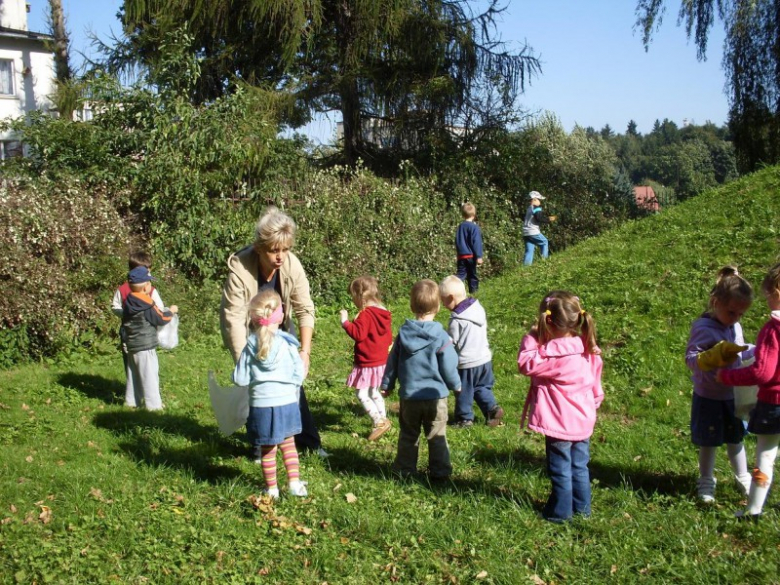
[530,575,546,585]
[476,570,488,579]
[633,455,642,461]
[611,565,617,575]
[25,456,33,463]
[345,493,357,504]
[39,505,52,524]
[10,505,17,513]
[21,403,30,410]
[333,483,342,492]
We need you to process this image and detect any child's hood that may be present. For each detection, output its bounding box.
[450,298,486,327]
[245,330,300,371]
[692,312,735,339]
[124,291,155,316]
[361,306,393,333]
[397,320,447,354]
[538,335,589,358]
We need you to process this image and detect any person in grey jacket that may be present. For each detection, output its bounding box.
[439,276,504,428]
[522,191,556,265]
[382,280,461,479]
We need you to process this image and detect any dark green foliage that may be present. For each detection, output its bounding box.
[637,0,780,172]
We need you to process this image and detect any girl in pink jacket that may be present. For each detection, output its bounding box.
[518,291,604,522]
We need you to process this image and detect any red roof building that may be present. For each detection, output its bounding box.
[633,186,659,212]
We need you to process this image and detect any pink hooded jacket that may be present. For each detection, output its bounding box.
[517,334,604,441]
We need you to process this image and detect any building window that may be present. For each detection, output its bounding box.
[0,141,23,160]
[0,60,14,95]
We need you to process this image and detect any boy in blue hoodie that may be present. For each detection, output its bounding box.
[382,279,461,479]
[122,266,178,410]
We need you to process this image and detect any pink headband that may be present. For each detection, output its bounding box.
[252,305,283,327]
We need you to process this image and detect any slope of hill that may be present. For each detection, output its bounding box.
[1,167,779,583]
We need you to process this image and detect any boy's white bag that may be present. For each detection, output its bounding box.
[157,313,179,350]
[734,356,758,421]
[208,371,249,436]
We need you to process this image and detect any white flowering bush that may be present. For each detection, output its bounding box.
[0,178,128,365]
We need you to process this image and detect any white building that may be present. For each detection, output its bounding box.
[0,0,55,158]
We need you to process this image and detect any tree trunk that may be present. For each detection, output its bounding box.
[48,0,72,118]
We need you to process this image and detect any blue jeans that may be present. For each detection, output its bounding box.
[454,362,497,422]
[523,234,549,265]
[543,437,591,522]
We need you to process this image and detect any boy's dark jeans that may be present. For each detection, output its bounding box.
[454,362,497,422]
[456,257,479,294]
[393,397,451,478]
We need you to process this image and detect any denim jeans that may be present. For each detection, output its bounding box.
[523,234,549,265]
[454,362,497,422]
[543,436,591,522]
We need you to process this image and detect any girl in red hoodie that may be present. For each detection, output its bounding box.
[718,262,780,520]
[340,276,394,441]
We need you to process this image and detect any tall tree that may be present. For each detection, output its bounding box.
[636,0,780,172]
[119,0,540,168]
[48,0,74,118]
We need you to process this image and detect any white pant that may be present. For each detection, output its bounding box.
[126,349,163,410]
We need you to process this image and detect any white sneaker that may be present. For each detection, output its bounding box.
[263,487,280,499]
[288,481,308,497]
[735,473,752,497]
[316,447,330,459]
[697,476,716,503]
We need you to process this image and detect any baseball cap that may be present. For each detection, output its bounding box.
[128,266,155,284]
[528,190,545,200]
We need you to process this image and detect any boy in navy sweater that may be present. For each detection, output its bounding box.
[455,202,484,294]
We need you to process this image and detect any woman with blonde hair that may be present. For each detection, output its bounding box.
[221,206,326,457]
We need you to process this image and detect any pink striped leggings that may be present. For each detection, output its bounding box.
[260,436,300,489]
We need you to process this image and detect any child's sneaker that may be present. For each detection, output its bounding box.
[251,446,263,464]
[368,418,392,441]
[263,487,280,500]
[288,481,308,497]
[452,419,474,429]
[735,472,752,497]
[486,405,505,427]
[697,476,716,503]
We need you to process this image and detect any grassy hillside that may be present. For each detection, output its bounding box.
[1,167,780,583]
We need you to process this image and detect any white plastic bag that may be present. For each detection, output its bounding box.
[157,313,179,350]
[734,357,758,422]
[208,370,249,436]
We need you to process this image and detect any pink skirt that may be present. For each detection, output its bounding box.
[346,365,386,390]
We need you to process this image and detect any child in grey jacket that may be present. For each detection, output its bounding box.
[440,276,504,428]
[382,280,461,479]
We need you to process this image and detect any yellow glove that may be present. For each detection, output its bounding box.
[696,341,749,371]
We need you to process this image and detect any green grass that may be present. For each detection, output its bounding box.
[3,167,780,583]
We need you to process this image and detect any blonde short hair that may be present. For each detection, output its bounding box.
[253,206,296,252]
[410,279,440,316]
[461,202,476,219]
[439,275,467,300]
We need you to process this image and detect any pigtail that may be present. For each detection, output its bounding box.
[247,289,283,361]
[579,310,598,354]
[254,311,275,361]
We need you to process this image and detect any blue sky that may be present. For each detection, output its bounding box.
[28,0,728,141]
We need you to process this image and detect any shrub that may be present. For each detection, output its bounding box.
[0,178,129,365]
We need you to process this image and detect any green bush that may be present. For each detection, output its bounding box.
[0,178,129,365]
